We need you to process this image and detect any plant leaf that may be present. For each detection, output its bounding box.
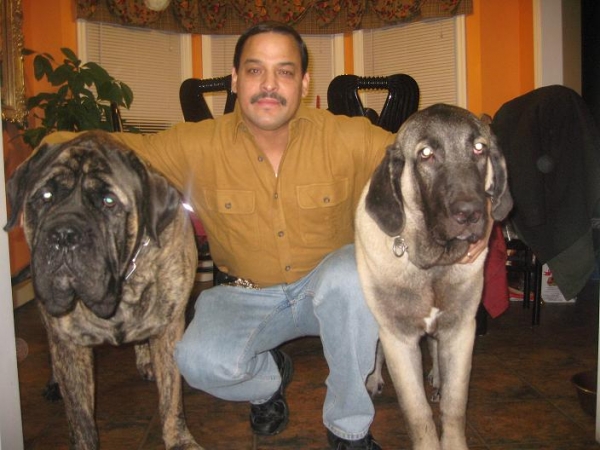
[25,92,54,109]
[83,62,112,85]
[97,81,122,103]
[48,65,72,86]
[61,48,81,66]
[121,82,134,108]
[22,127,49,149]
[41,52,55,62]
[33,54,53,81]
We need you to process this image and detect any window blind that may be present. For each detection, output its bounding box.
[79,21,191,133]
[303,35,335,109]
[358,17,463,113]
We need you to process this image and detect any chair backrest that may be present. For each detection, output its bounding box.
[179,75,237,122]
[110,102,123,132]
[327,74,419,133]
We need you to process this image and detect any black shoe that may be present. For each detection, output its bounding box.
[250,349,293,435]
[327,430,382,450]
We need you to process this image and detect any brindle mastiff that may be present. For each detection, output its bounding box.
[356,104,513,450]
[5,131,202,450]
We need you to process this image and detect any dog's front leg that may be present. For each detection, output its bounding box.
[150,314,203,450]
[366,340,385,397]
[45,326,97,450]
[436,318,476,450]
[134,341,155,381]
[427,337,441,402]
[380,329,441,450]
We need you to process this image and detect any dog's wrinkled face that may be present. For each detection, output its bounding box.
[4,131,180,319]
[366,104,512,267]
[406,105,491,244]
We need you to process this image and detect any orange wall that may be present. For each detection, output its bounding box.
[22,0,78,107]
[466,0,534,116]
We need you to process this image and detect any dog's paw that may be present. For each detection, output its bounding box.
[167,444,204,450]
[136,361,156,381]
[427,368,440,389]
[134,343,156,381]
[42,381,62,402]
[365,373,384,397]
[167,439,204,450]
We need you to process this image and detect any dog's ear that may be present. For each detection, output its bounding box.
[485,135,513,221]
[4,143,59,232]
[365,144,405,236]
[128,153,181,246]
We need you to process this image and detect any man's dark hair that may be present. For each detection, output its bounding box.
[233,22,309,75]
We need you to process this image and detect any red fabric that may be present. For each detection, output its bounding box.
[190,213,206,237]
[482,224,510,318]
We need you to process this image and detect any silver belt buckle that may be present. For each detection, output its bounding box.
[226,277,260,289]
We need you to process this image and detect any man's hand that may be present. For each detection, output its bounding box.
[459,201,494,264]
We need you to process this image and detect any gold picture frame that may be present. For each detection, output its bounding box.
[1,0,26,124]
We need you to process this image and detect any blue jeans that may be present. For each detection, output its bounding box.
[174,244,379,441]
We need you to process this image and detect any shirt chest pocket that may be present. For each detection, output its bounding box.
[200,189,260,251]
[296,179,351,245]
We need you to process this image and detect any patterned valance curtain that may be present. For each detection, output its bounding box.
[76,0,473,35]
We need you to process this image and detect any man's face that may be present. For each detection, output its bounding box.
[231,32,310,133]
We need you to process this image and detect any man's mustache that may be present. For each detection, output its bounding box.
[250,92,287,106]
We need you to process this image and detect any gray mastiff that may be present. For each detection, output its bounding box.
[356,104,513,450]
[5,131,202,450]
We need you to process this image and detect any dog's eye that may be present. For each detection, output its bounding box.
[40,189,53,203]
[419,147,434,159]
[102,194,117,208]
[473,142,486,155]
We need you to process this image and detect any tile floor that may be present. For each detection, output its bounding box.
[12,278,600,449]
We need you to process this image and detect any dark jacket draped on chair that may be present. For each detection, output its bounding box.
[492,85,600,300]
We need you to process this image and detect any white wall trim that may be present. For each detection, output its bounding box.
[352,29,365,76]
[201,34,214,78]
[0,115,24,449]
[455,15,467,108]
[333,34,345,77]
[180,33,193,80]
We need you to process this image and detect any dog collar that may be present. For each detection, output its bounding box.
[124,236,151,281]
[392,236,408,257]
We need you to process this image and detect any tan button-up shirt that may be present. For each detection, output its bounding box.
[46,104,394,286]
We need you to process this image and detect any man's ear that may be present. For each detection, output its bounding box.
[301,72,310,98]
[231,67,238,94]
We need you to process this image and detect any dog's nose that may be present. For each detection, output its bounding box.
[49,227,82,250]
[451,201,483,225]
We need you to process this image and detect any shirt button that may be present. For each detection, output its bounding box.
[274,193,279,199]
[258,156,264,162]
[224,202,232,209]
[285,266,291,271]
[278,231,285,237]
[323,196,331,204]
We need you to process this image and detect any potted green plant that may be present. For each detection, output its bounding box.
[23,47,134,148]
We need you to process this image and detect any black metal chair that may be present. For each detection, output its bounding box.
[179,75,238,285]
[179,75,237,122]
[327,74,420,133]
[504,227,543,326]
